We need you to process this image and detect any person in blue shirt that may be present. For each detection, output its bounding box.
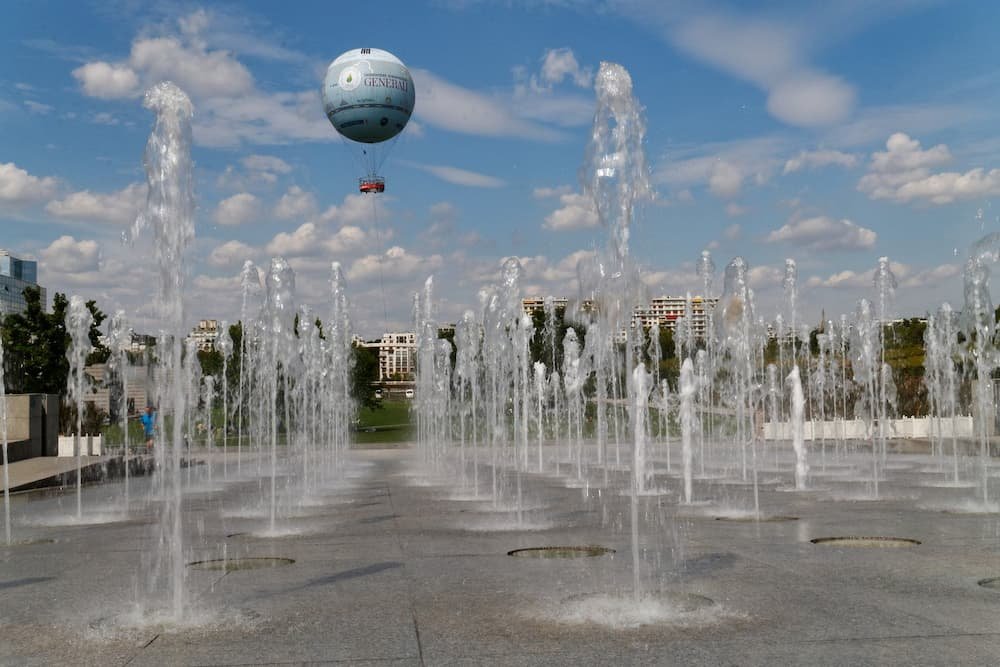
[140,406,156,449]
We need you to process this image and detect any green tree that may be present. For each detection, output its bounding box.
[351,342,380,410]
[197,348,223,378]
[1,287,108,394]
[84,299,109,364]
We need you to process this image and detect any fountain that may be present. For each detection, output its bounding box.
[125,81,197,620]
[65,294,93,521]
[1,333,9,545]
[8,47,1000,665]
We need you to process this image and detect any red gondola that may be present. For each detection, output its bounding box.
[359,176,385,194]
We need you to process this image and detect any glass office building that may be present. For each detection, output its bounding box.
[0,250,45,317]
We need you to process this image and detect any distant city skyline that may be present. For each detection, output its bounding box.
[3,3,999,337]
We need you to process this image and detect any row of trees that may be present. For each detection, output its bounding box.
[1,286,107,395]
[1,287,381,432]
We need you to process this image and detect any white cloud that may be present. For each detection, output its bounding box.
[317,193,386,227]
[805,269,869,290]
[507,48,595,130]
[40,235,101,273]
[213,192,260,226]
[668,12,856,127]
[725,203,746,217]
[539,48,593,88]
[708,160,743,198]
[766,73,856,127]
[783,149,858,174]
[193,89,330,147]
[347,246,443,282]
[858,132,1000,204]
[129,36,253,99]
[656,136,785,199]
[747,264,784,289]
[242,154,291,174]
[766,215,877,251]
[273,185,317,221]
[805,260,960,291]
[533,185,572,199]
[91,112,120,125]
[542,192,600,231]
[325,225,372,254]
[0,162,59,205]
[23,100,53,114]
[891,169,1000,205]
[422,201,459,240]
[217,155,292,190]
[723,223,742,240]
[871,132,951,173]
[193,273,242,292]
[208,239,257,267]
[45,182,146,225]
[72,13,328,148]
[266,222,319,257]
[409,163,506,188]
[72,61,140,98]
[412,68,562,141]
[823,103,979,148]
[895,263,961,289]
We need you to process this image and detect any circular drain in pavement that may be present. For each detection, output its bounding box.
[2,538,56,547]
[978,578,1000,589]
[561,590,715,612]
[715,515,798,522]
[187,557,295,571]
[507,546,615,558]
[810,536,921,547]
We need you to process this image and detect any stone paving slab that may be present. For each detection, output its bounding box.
[2,455,105,490]
[2,447,1000,665]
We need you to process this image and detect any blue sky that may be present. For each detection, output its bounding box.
[2,0,1000,336]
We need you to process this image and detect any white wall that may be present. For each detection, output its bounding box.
[762,416,975,440]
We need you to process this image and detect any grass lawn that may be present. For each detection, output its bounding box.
[102,400,416,448]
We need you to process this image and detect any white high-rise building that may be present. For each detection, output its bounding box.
[376,332,416,381]
[633,295,718,338]
[189,319,220,352]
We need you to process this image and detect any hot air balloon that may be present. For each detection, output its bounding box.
[322,48,415,194]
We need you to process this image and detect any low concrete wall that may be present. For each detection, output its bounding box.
[763,415,976,441]
[2,394,59,462]
[57,434,102,456]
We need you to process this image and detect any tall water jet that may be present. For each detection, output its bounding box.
[216,321,233,479]
[454,310,479,490]
[679,358,696,504]
[562,327,585,479]
[697,250,716,445]
[125,81,195,620]
[925,303,961,480]
[236,260,260,475]
[716,257,762,513]
[852,298,881,497]
[1,334,10,545]
[873,257,897,467]
[788,365,808,490]
[783,259,798,359]
[107,310,131,502]
[961,234,1000,506]
[533,361,547,472]
[260,257,296,533]
[65,295,93,520]
[583,60,653,601]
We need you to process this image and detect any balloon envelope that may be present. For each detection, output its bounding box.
[322,48,415,144]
